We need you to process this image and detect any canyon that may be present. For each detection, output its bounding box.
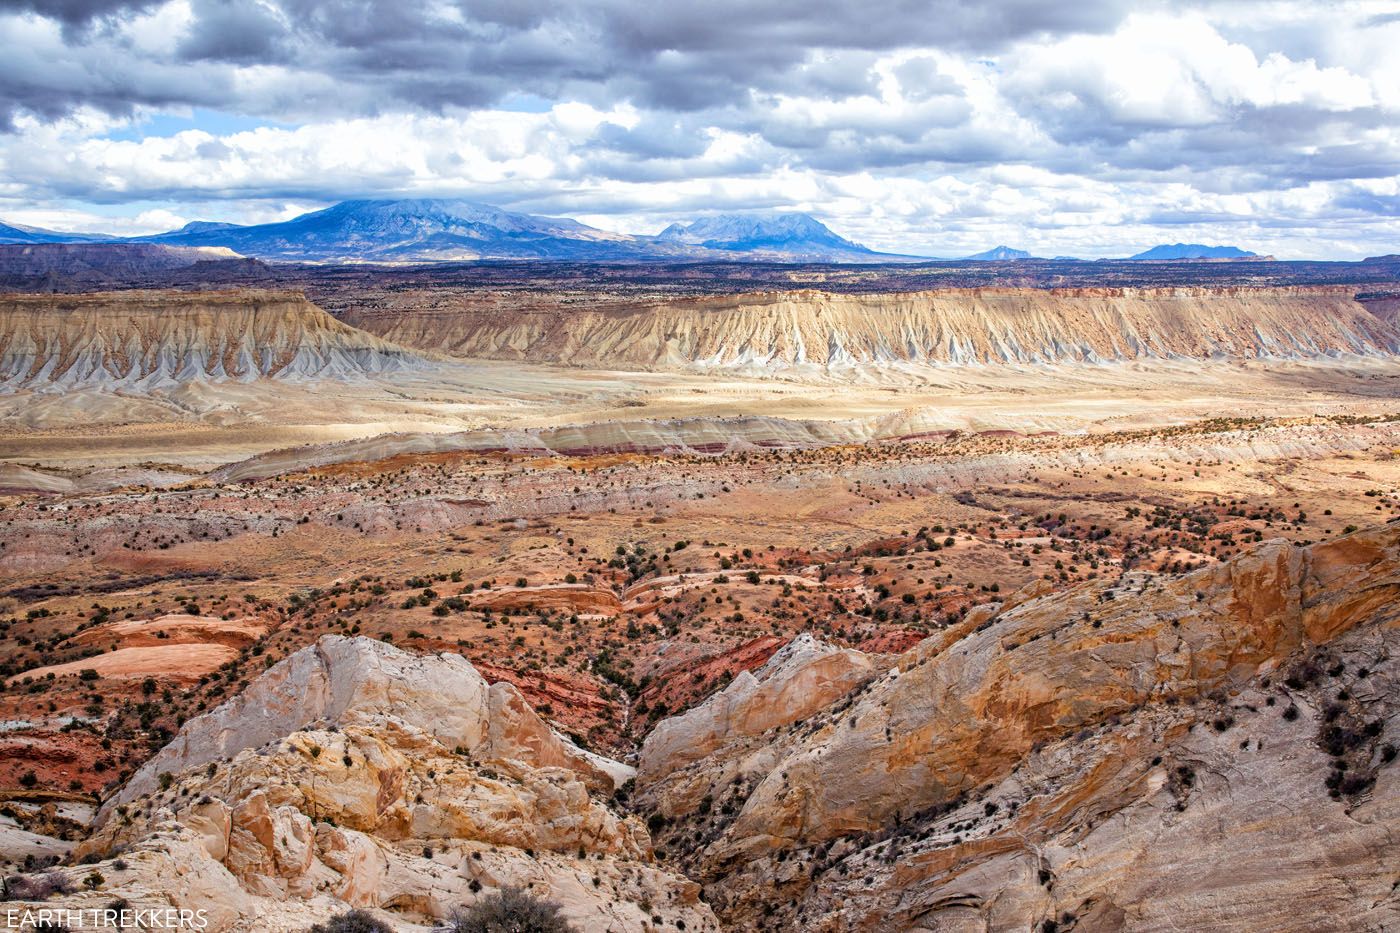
[0,268,1398,930]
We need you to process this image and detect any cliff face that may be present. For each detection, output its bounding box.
[0,289,427,388]
[340,286,1400,371]
[635,527,1400,931]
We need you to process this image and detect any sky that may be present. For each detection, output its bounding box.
[0,0,1397,259]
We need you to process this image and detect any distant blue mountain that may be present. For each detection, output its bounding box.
[0,200,909,263]
[654,212,890,261]
[0,220,111,245]
[142,199,655,262]
[135,200,908,263]
[963,245,1033,261]
[1128,243,1259,260]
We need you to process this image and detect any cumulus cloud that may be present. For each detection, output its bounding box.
[0,0,1397,257]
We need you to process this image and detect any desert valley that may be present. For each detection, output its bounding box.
[0,216,1397,931]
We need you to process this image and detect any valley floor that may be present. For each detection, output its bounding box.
[3,356,1400,470]
[1,301,1398,929]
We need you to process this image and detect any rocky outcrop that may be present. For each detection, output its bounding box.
[55,637,716,932]
[0,289,428,388]
[638,634,877,786]
[635,527,1400,931]
[341,286,1400,371]
[102,635,622,816]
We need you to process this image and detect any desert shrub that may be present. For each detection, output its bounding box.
[307,909,393,933]
[3,870,74,900]
[448,886,575,933]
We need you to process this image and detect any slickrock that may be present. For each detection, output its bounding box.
[635,527,1400,931]
[41,636,719,932]
[638,634,877,786]
[102,635,622,815]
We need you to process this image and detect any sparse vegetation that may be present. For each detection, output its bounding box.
[306,909,393,933]
[448,886,575,933]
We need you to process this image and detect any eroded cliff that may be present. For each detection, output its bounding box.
[0,290,428,388]
[340,286,1400,371]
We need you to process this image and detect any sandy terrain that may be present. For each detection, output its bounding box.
[8,644,240,684]
[3,356,1399,470]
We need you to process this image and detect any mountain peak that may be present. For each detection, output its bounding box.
[69,200,907,263]
[0,219,111,245]
[964,245,1033,261]
[1128,243,1259,261]
[654,211,879,260]
[659,212,837,240]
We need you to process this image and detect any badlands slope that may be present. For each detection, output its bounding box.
[4,285,1400,471]
[636,528,1400,931]
[6,507,1398,930]
[0,289,427,389]
[338,286,1400,370]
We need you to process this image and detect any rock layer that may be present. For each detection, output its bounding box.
[635,527,1400,931]
[340,286,1400,371]
[40,636,719,932]
[0,289,427,388]
[101,635,622,816]
[638,634,877,785]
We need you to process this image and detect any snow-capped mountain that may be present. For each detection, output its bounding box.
[4,201,910,263]
[654,212,886,261]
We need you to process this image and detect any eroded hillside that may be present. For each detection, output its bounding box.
[339,286,1400,370]
[0,290,428,388]
[9,636,717,932]
[635,528,1400,931]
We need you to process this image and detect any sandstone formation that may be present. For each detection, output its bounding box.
[635,527,1400,931]
[638,634,877,784]
[14,637,719,932]
[340,286,1400,371]
[101,635,625,814]
[0,290,428,388]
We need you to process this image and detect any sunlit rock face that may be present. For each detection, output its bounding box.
[22,636,720,933]
[634,528,1400,932]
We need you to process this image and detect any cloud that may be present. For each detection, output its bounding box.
[177,0,288,64]
[0,0,159,30]
[0,0,1142,125]
[0,0,1397,258]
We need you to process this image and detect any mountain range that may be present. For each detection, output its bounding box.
[964,245,1034,260]
[0,200,1263,265]
[0,220,112,245]
[131,200,907,263]
[654,212,883,261]
[1128,243,1260,260]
